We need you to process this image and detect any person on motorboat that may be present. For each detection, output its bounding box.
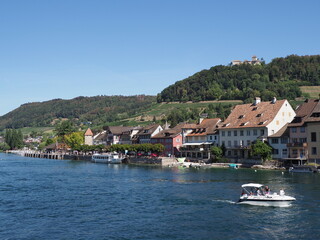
[264,186,270,195]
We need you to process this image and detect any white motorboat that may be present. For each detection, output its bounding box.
[91,153,123,164]
[238,183,296,207]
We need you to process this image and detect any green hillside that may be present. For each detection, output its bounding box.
[158,55,320,103]
[1,54,320,132]
[0,95,156,131]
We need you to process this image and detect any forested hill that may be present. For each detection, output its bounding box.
[0,95,156,130]
[157,55,320,103]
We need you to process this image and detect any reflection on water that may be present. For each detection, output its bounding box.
[0,153,319,240]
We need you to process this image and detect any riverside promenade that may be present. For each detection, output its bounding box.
[7,150,179,166]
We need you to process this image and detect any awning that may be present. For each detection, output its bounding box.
[183,142,213,146]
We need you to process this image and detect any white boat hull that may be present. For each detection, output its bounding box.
[238,195,296,207]
[92,154,123,164]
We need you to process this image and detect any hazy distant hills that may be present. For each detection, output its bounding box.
[1,55,320,131]
[0,95,156,130]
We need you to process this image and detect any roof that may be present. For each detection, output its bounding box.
[220,99,287,129]
[137,124,161,136]
[288,99,320,127]
[269,123,289,138]
[84,128,93,136]
[152,123,184,139]
[241,183,263,188]
[186,118,221,136]
[104,126,134,135]
[93,131,106,141]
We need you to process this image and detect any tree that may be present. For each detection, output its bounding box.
[64,132,84,149]
[4,129,24,150]
[55,120,76,143]
[251,140,272,162]
[0,142,10,151]
[211,146,223,160]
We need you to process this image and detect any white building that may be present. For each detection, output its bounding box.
[219,97,296,159]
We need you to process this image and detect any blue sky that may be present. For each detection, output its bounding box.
[0,0,319,116]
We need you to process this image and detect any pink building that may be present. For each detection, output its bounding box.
[151,124,184,157]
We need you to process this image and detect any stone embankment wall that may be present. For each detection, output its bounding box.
[126,157,178,166]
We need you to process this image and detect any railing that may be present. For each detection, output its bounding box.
[287,142,307,147]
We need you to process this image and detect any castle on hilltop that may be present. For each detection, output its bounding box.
[231,56,262,66]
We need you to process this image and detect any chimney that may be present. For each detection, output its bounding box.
[271,97,277,104]
[254,97,261,106]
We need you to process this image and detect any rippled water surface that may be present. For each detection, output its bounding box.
[0,153,320,240]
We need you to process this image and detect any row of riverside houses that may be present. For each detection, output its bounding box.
[85,97,320,163]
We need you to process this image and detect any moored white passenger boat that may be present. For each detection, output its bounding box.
[238,183,296,207]
[92,153,123,164]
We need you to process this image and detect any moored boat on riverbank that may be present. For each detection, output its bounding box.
[91,153,123,164]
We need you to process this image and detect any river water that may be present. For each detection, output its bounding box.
[0,153,319,240]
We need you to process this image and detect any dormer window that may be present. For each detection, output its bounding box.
[311,112,320,118]
[223,123,230,127]
[256,113,263,117]
[240,122,249,126]
[252,107,258,111]
[238,115,245,119]
[258,120,268,125]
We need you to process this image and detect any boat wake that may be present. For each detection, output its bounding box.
[212,199,237,204]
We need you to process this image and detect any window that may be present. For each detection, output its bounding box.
[234,130,237,136]
[282,149,287,155]
[292,127,297,133]
[272,149,279,154]
[253,129,258,136]
[246,130,251,136]
[281,138,288,144]
[240,130,244,136]
[300,127,305,133]
[176,138,180,142]
[228,141,231,147]
[222,131,225,136]
[209,136,213,140]
[271,138,279,144]
[299,138,307,143]
[260,129,265,136]
[293,138,298,143]
[247,140,251,146]
[312,147,317,155]
[311,132,317,142]
[228,131,231,137]
[292,149,298,155]
[234,140,237,147]
[227,150,231,156]
[221,141,225,146]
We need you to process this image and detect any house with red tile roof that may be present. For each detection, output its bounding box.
[180,118,221,160]
[219,97,295,159]
[268,124,290,160]
[100,126,134,145]
[136,124,163,144]
[151,124,184,157]
[287,99,320,163]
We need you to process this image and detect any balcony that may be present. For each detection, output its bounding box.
[287,142,308,148]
